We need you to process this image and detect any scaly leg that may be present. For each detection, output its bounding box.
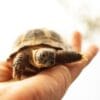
[12,51,39,80]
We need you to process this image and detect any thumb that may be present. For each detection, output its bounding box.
[0,65,71,100]
[19,65,72,100]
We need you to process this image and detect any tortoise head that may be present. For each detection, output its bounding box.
[32,48,56,68]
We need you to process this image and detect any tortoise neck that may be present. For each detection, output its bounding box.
[56,50,82,64]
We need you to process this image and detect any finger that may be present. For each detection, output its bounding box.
[67,45,98,81]
[0,62,12,82]
[71,31,82,52]
[82,45,98,66]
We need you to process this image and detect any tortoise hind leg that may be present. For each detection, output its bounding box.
[56,50,83,64]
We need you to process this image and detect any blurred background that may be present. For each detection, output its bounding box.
[0,0,99,100]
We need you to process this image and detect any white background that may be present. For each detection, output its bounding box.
[0,0,99,100]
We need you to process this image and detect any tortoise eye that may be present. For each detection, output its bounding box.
[42,53,46,57]
[40,52,47,59]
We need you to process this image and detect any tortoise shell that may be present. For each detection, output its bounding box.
[10,28,68,57]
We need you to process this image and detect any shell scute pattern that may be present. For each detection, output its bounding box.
[11,28,68,57]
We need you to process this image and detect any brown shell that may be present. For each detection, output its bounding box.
[10,28,68,57]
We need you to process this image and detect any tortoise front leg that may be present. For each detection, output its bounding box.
[12,51,31,80]
[12,51,39,80]
[56,50,83,64]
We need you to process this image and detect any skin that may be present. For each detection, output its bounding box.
[0,32,98,100]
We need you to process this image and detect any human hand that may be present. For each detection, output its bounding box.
[0,32,98,100]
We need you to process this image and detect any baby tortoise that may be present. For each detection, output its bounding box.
[8,28,83,80]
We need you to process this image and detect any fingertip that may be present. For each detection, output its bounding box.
[0,61,12,81]
[73,31,82,40]
[83,45,98,65]
[86,45,98,56]
[71,31,82,52]
[73,31,81,36]
[89,45,99,52]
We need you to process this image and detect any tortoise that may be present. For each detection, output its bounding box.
[8,28,83,80]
